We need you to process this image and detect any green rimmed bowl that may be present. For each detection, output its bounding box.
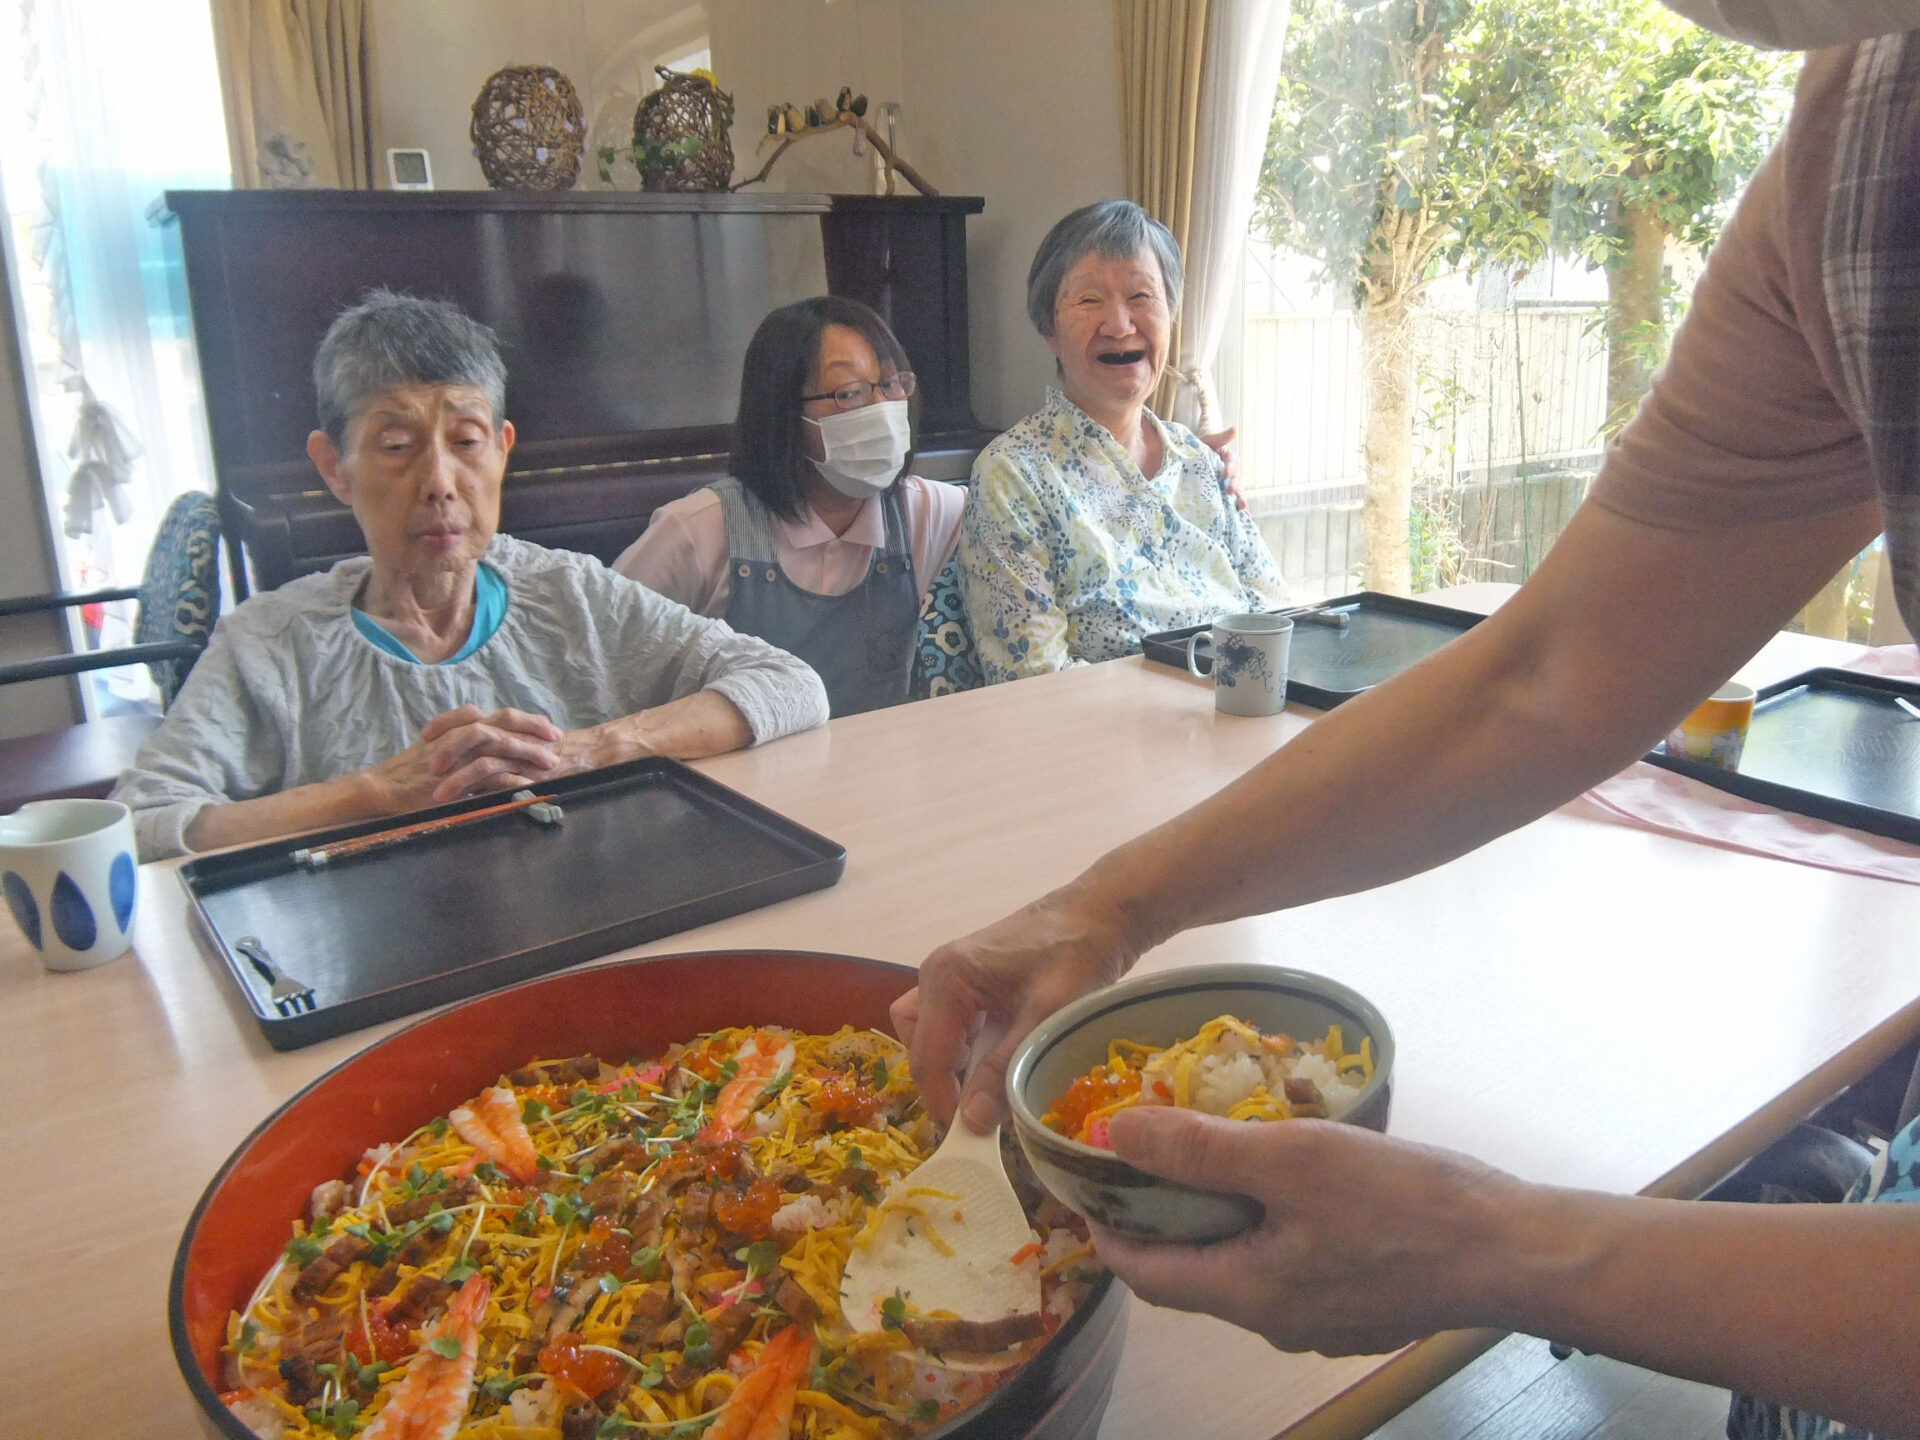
[1005,962,1394,1243]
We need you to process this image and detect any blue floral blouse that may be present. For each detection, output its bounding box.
[958,389,1288,684]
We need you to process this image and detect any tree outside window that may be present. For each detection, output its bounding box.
[1244,0,1792,598]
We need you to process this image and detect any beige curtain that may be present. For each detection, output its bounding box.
[1117,0,1289,431]
[1116,0,1209,421]
[210,0,374,189]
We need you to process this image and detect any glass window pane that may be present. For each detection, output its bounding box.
[1238,0,1796,602]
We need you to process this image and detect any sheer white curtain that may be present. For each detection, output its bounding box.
[1168,0,1287,432]
[1,0,229,705]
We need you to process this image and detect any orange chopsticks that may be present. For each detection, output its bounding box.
[291,791,561,869]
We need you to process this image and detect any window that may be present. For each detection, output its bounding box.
[1232,0,1796,609]
[0,0,230,713]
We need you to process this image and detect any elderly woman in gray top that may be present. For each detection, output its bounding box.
[113,291,827,861]
[958,200,1286,684]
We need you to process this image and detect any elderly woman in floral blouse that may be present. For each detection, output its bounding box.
[959,201,1287,683]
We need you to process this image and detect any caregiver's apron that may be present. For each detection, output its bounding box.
[712,476,920,717]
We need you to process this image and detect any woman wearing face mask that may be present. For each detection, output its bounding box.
[615,297,966,717]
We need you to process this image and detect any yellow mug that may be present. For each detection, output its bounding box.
[1666,682,1756,770]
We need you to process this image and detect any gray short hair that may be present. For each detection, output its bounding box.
[1025,200,1184,337]
[313,289,508,443]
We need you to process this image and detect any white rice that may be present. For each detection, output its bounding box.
[226,1392,281,1440]
[770,1191,846,1238]
[896,1354,995,1411]
[1037,1227,1079,1269]
[1190,1052,1264,1115]
[1285,1051,1361,1116]
[507,1383,562,1428]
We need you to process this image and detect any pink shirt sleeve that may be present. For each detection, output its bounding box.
[901,475,968,596]
[611,490,731,616]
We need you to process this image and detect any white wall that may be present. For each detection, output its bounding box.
[902,0,1124,427]
[364,0,1126,427]
[708,0,905,198]
[370,0,709,192]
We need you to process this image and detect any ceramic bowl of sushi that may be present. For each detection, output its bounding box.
[171,950,1128,1440]
[1005,962,1394,1244]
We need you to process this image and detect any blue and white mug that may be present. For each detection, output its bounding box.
[1187,613,1293,717]
[0,798,137,970]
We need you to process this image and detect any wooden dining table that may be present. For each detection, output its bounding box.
[7,586,1920,1440]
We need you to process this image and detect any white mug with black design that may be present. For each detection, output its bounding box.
[1187,612,1293,717]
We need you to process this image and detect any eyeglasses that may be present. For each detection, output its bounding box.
[800,372,917,410]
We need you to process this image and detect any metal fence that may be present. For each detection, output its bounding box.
[1238,305,1609,597]
[1251,487,1366,601]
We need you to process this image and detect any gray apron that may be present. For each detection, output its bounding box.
[711,476,920,717]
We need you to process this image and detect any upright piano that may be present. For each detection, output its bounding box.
[158,189,991,599]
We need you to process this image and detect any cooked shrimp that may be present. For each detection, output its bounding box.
[358,1273,492,1440]
[713,1032,795,1132]
[706,1322,815,1440]
[449,1085,540,1182]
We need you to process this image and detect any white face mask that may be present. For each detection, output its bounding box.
[1661,0,1920,48]
[805,399,912,500]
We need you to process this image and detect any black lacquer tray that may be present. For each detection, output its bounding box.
[178,757,846,1050]
[1646,667,1920,845]
[1142,591,1485,709]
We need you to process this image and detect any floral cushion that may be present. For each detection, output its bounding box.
[914,556,982,699]
[134,490,221,708]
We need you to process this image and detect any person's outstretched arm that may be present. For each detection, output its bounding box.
[899,492,1883,1129]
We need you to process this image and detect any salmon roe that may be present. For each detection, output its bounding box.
[577,1216,632,1278]
[814,1076,883,1128]
[539,1330,629,1400]
[712,1175,783,1238]
[1045,1068,1141,1143]
[346,1309,413,1366]
[702,1140,748,1181]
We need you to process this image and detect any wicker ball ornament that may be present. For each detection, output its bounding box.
[470,64,586,190]
[631,66,734,191]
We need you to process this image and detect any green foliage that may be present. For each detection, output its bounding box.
[596,136,705,185]
[1258,0,1793,586]
[1258,0,1608,306]
[1550,4,1793,264]
[1257,0,1790,305]
[1408,494,1469,593]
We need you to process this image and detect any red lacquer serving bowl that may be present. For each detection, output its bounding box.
[170,950,1127,1440]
